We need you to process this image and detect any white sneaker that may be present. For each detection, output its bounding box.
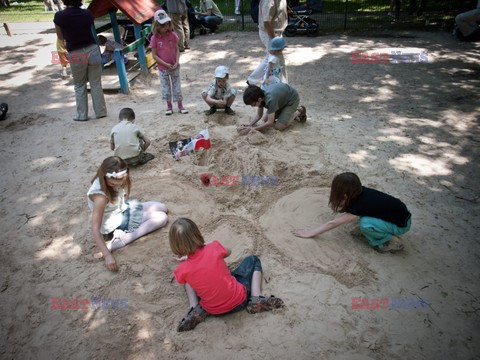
[106,229,126,252]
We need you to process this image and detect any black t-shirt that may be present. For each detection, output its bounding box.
[346,187,411,227]
[54,7,95,52]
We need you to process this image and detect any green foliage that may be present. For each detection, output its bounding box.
[0,0,474,24]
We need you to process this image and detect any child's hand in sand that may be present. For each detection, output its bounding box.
[292,229,316,238]
[237,124,252,136]
[105,254,118,272]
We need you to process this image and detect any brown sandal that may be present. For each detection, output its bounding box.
[246,295,284,314]
[177,304,208,332]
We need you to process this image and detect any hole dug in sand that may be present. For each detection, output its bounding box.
[260,187,376,288]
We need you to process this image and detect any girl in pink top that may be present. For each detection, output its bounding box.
[150,10,188,115]
[170,218,284,332]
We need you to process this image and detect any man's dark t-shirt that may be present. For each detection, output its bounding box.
[54,7,95,52]
[345,187,411,228]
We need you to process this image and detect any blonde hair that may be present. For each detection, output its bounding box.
[151,20,173,35]
[169,218,205,256]
[91,156,131,203]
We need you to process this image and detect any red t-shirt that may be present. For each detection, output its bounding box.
[174,241,247,315]
[149,31,179,71]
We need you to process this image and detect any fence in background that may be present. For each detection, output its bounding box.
[219,0,477,32]
[0,0,477,32]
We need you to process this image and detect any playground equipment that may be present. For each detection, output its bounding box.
[88,0,160,94]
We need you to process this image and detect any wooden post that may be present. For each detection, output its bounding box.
[109,10,122,44]
[3,23,11,36]
[115,49,129,94]
[134,24,147,75]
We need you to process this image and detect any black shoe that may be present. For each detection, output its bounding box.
[139,153,155,165]
[224,107,235,115]
[205,106,216,115]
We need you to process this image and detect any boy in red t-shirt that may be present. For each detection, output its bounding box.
[170,218,284,331]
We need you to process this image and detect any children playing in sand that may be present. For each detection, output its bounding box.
[262,37,287,89]
[87,156,168,271]
[97,35,126,65]
[150,9,188,115]
[292,172,412,253]
[169,218,284,332]
[201,65,237,115]
[239,83,306,134]
[110,108,155,166]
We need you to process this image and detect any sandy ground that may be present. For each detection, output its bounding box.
[0,22,479,360]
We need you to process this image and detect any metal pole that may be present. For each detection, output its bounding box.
[343,0,348,31]
[241,0,245,30]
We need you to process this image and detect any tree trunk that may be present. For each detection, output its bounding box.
[3,23,12,36]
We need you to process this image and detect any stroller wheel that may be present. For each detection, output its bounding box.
[307,23,319,37]
[284,24,296,37]
[200,28,207,35]
[190,31,195,39]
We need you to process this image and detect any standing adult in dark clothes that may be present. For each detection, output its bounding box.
[54,0,107,121]
[408,0,427,17]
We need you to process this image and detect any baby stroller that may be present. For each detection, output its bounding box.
[187,0,208,39]
[285,0,323,37]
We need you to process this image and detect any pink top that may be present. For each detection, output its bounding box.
[149,31,179,71]
[174,241,247,315]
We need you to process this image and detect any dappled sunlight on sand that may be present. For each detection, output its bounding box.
[390,154,452,176]
[35,235,82,260]
[442,109,479,132]
[287,45,326,65]
[31,193,50,204]
[359,87,394,102]
[390,150,469,177]
[377,128,412,145]
[87,315,106,331]
[347,149,377,166]
[32,157,59,166]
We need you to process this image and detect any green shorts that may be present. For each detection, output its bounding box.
[275,95,300,125]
